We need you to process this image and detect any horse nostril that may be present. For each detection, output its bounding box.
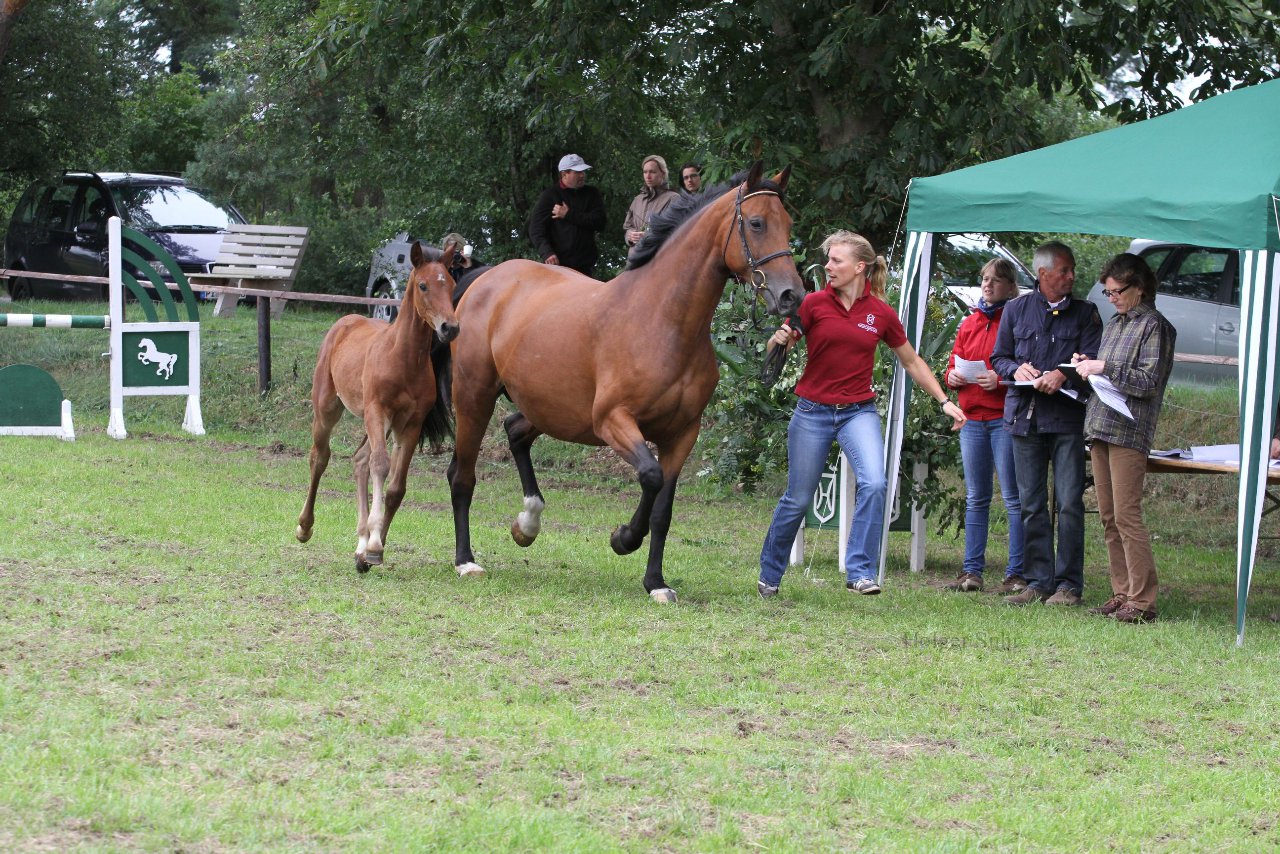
[778,289,798,314]
[440,322,460,343]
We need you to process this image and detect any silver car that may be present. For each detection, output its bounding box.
[1087,239,1238,384]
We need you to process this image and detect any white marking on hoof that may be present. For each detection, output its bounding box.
[356,534,369,555]
[516,495,545,540]
[456,562,486,578]
[649,588,678,604]
[295,524,311,543]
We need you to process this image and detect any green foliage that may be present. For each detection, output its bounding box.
[0,2,135,205]
[104,70,208,173]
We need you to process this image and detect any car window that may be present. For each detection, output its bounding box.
[1138,248,1173,274]
[71,185,109,228]
[1162,248,1232,303]
[11,184,42,226]
[110,185,238,229]
[934,237,1033,290]
[43,183,78,231]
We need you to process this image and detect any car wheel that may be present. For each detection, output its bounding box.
[370,280,398,322]
[9,274,34,301]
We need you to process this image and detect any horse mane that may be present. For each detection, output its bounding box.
[625,169,785,270]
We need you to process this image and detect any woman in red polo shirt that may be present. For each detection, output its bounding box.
[758,230,966,598]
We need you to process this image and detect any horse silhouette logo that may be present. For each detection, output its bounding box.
[137,337,178,380]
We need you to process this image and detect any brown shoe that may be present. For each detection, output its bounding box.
[1045,587,1082,607]
[1004,586,1049,606]
[943,572,984,592]
[1113,603,1157,623]
[995,574,1028,594]
[1089,594,1128,616]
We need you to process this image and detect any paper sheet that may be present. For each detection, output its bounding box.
[952,356,988,382]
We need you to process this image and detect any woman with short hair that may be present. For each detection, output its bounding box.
[1073,253,1176,623]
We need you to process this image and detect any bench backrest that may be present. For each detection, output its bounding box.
[210,224,309,282]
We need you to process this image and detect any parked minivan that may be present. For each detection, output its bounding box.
[4,171,245,300]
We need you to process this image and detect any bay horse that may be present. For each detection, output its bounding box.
[448,162,801,601]
[296,242,460,573]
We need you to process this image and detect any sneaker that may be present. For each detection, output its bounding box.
[757,581,779,600]
[1113,603,1157,624]
[1045,587,1082,606]
[995,574,1028,595]
[943,572,984,592]
[847,578,882,595]
[1088,594,1128,616]
[1004,586,1049,606]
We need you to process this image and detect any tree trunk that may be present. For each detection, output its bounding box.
[0,0,32,71]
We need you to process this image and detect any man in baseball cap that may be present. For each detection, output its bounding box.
[528,153,606,276]
[558,153,592,172]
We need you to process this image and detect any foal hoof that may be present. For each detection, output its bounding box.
[355,554,371,574]
[510,521,537,548]
[295,524,312,543]
[649,587,678,604]
[456,562,486,578]
[610,525,643,556]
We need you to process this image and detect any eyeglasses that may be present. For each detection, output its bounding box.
[1101,283,1133,299]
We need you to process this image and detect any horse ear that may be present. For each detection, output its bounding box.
[440,243,456,268]
[746,160,764,191]
[772,165,792,192]
[410,240,425,267]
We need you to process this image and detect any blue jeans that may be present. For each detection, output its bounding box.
[959,418,1024,578]
[760,399,886,587]
[1011,428,1086,595]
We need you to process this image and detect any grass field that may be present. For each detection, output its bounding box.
[2,299,1279,851]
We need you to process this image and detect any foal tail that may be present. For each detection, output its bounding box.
[421,334,455,451]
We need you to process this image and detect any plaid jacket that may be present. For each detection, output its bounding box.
[1084,301,1177,452]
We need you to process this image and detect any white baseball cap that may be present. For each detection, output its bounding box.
[558,153,592,172]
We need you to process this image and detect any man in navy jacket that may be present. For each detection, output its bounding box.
[991,241,1102,607]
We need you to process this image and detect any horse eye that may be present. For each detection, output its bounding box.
[417,281,427,291]
[749,217,764,230]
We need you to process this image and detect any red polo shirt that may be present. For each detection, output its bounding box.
[794,286,907,405]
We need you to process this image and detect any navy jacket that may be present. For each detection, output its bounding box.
[991,288,1103,435]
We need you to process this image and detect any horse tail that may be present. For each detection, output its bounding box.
[420,334,455,451]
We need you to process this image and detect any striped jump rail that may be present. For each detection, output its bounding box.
[0,314,110,329]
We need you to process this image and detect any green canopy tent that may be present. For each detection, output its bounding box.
[885,78,1280,644]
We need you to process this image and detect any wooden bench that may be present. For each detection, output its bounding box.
[188,224,309,319]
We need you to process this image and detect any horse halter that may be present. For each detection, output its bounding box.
[725,185,793,296]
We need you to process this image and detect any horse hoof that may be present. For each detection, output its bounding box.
[610,525,642,556]
[295,525,312,543]
[649,588,678,604]
[457,562,486,578]
[355,555,371,574]
[510,521,537,548]
[364,550,383,566]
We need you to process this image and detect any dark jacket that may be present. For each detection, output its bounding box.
[527,182,607,276]
[991,288,1103,435]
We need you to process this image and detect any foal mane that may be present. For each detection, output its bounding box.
[625,169,785,270]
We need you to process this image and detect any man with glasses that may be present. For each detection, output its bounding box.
[679,162,703,198]
[991,241,1102,608]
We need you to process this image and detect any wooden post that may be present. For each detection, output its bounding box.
[257,297,271,395]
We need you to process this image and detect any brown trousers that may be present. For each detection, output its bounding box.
[1090,442,1158,610]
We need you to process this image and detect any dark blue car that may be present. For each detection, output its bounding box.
[3,171,245,300]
